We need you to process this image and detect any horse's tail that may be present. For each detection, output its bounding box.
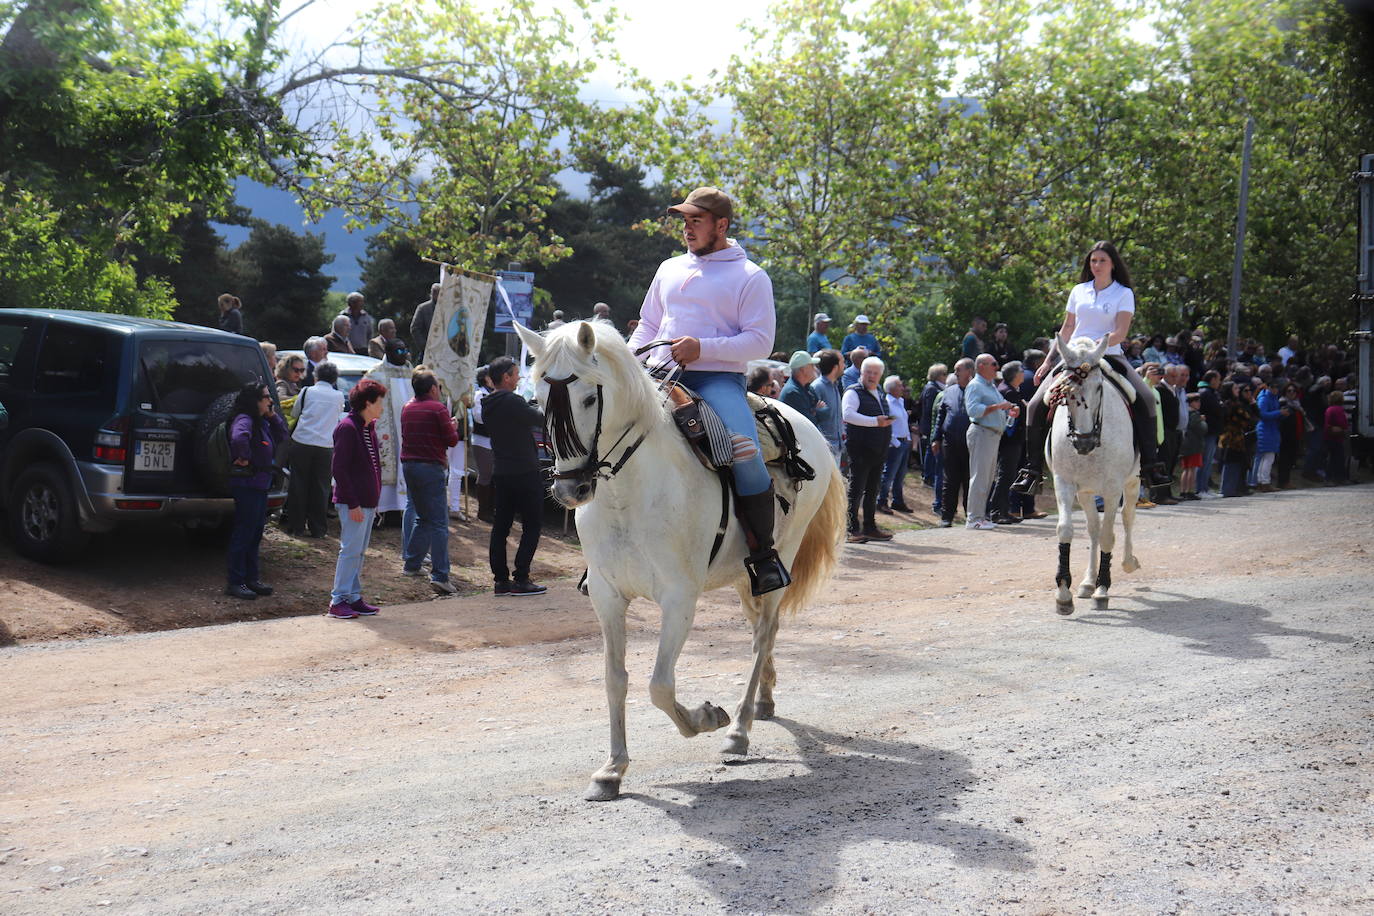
[780,466,847,617]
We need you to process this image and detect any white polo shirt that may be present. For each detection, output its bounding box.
[1066,280,1134,356]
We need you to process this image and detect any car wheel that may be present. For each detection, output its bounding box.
[193,391,239,496]
[8,462,89,563]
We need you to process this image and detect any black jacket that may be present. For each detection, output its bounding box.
[1156,384,1179,433]
[1197,384,1224,431]
[483,389,544,476]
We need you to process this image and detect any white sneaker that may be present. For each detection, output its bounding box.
[965,518,996,530]
[430,578,457,595]
[1198,491,1222,500]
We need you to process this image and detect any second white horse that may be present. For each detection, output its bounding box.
[1047,335,1142,615]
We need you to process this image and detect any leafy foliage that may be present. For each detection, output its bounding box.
[227,222,335,348]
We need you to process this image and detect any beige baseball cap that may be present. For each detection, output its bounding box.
[667,187,734,221]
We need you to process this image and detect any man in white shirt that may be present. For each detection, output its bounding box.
[285,361,347,537]
[878,375,913,513]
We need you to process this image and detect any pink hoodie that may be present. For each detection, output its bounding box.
[627,239,776,374]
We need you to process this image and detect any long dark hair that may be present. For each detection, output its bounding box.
[1079,241,1132,289]
[230,380,268,439]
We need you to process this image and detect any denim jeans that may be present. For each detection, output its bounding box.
[227,485,268,587]
[880,438,911,505]
[927,447,946,513]
[680,370,771,497]
[1197,434,1218,494]
[1303,428,1326,476]
[401,460,451,583]
[331,506,377,605]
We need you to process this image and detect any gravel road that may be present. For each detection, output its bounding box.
[3,484,1372,914]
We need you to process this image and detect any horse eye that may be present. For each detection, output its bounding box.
[582,395,597,408]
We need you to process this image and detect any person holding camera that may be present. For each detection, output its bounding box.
[225,381,289,600]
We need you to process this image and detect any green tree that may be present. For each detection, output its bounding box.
[132,204,250,326]
[229,221,335,348]
[358,235,440,332]
[713,0,956,348]
[528,158,681,329]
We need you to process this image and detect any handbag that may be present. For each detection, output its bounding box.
[285,386,306,431]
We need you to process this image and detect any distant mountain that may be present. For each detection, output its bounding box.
[212,177,378,293]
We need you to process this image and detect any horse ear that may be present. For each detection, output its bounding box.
[1091,335,1111,361]
[1051,336,1066,364]
[576,321,596,353]
[513,322,545,359]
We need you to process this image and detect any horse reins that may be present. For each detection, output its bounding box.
[540,339,679,487]
[1049,362,1104,450]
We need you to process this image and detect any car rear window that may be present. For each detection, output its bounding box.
[34,324,119,404]
[138,340,267,415]
[0,322,28,384]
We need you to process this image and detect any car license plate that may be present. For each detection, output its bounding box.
[134,440,175,472]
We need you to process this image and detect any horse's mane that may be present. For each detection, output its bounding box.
[536,321,667,435]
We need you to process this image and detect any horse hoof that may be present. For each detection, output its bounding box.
[1077,585,1095,599]
[754,700,775,721]
[1122,557,1141,573]
[1092,596,1109,611]
[584,779,621,802]
[1056,600,1075,616]
[720,733,750,756]
[707,702,732,731]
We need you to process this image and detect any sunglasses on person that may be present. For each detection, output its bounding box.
[291,365,305,374]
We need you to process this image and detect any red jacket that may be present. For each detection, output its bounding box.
[400,394,459,463]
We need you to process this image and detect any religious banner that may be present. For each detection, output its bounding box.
[364,360,414,499]
[425,266,493,408]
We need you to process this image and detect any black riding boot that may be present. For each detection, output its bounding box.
[1132,406,1172,488]
[736,485,792,596]
[1010,402,1050,496]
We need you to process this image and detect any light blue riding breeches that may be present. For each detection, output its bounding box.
[680,370,771,496]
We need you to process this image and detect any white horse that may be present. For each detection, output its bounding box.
[515,321,847,801]
[1047,335,1142,615]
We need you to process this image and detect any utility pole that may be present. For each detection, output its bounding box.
[1227,117,1255,360]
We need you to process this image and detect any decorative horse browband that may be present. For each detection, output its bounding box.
[1047,362,1095,409]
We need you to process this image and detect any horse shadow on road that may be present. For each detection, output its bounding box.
[629,717,1032,912]
[1068,588,1355,660]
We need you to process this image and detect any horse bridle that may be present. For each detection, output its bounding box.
[540,339,675,488]
[1052,362,1104,453]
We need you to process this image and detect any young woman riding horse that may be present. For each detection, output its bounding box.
[1012,242,1170,496]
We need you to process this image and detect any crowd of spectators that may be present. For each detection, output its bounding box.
[791,310,1364,531]
[213,287,570,614]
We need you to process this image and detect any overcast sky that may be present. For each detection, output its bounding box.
[279,0,760,95]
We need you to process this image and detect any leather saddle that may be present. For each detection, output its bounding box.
[664,382,815,485]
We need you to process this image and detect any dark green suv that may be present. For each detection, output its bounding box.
[0,310,286,562]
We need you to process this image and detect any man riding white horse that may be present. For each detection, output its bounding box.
[626,186,791,596]
[1011,241,1170,497]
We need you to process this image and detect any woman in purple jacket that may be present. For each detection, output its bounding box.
[226,381,289,600]
[327,378,387,619]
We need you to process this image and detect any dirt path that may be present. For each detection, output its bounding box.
[2,484,1371,913]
